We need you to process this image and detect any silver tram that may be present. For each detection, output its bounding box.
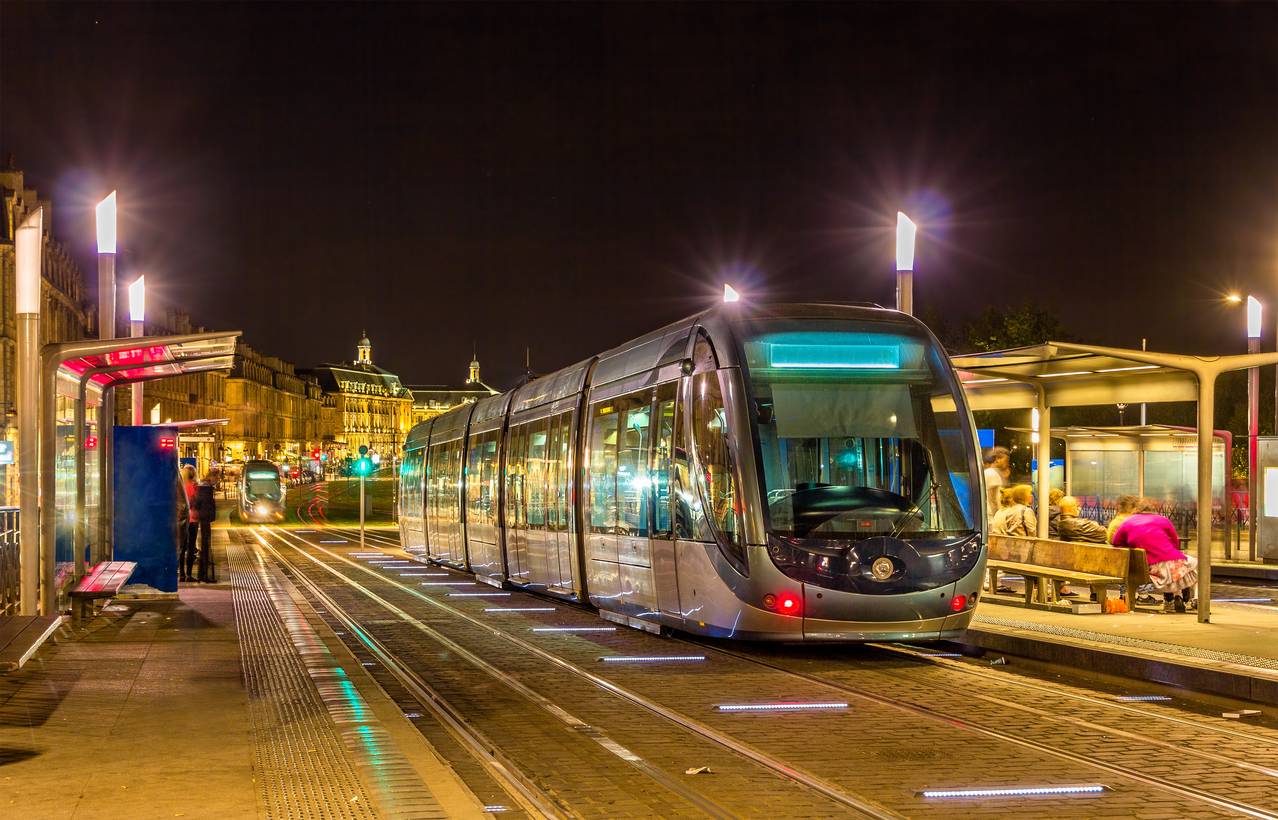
[398,303,985,640]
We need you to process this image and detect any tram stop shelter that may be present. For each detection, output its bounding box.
[949,341,1278,624]
[22,331,239,616]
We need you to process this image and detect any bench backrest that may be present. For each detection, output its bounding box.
[989,534,1131,578]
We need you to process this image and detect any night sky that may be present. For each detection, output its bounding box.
[2,3,1276,389]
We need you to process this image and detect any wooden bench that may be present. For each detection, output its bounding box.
[0,615,64,671]
[986,535,1149,611]
[69,561,137,624]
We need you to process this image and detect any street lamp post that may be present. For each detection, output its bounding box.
[1247,296,1262,561]
[129,277,145,425]
[895,212,916,315]
[96,193,117,566]
[15,208,42,615]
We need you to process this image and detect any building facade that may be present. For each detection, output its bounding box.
[0,167,94,505]
[222,342,326,467]
[407,355,498,425]
[303,334,414,462]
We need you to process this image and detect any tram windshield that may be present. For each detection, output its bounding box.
[742,320,978,539]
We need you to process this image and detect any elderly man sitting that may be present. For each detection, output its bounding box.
[1054,495,1108,544]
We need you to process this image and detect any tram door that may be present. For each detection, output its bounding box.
[651,382,683,620]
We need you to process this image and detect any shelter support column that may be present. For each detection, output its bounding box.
[39,357,58,615]
[1037,394,1051,537]
[1196,372,1216,624]
[73,383,86,582]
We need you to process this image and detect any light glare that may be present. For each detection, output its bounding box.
[723,283,741,303]
[96,191,118,254]
[895,211,916,272]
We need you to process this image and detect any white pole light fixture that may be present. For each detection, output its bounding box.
[723,283,741,303]
[1247,295,1262,340]
[96,191,117,254]
[895,211,916,272]
[128,275,146,323]
[15,208,43,314]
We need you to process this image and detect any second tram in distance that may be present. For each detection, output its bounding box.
[398,302,985,640]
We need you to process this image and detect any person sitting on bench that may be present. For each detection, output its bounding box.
[1053,495,1108,544]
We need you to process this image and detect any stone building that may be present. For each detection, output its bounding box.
[0,167,94,504]
[406,354,498,425]
[302,334,413,462]
[223,343,326,466]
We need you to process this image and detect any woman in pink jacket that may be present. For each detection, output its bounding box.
[1112,509,1197,613]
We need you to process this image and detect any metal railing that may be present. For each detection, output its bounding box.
[0,507,18,616]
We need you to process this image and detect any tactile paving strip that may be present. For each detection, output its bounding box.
[974,614,1278,671]
[229,539,449,819]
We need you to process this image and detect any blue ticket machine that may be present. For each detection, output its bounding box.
[113,425,181,592]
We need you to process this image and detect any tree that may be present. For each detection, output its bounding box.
[960,304,1075,353]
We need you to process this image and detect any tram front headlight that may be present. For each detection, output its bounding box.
[255,503,268,517]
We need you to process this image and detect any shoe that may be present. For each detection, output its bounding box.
[1174,598,1187,614]
[1185,599,1198,611]
[1163,600,1176,614]
[996,586,1016,594]
[1137,594,1158,605]
[1059,589,1080,597]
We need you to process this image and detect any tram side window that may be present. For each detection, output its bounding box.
[587,402,619,534]
[526,418,548,528]
[652,387,675,539]
[479,431,500,527]
[506,426,527,530]
[465,434,485,525]
[555,411,573,532]
[692,371,744,551]
[545,414,562,532]
[617,394,650,537]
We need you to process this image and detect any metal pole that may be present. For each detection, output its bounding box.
[1036,396,1052,537]
[359,473,366,549]
[130,319,144,424]
[98,249,115,569]
[16,315,39,616]
[1249,338,1260,561]
[1196,372,1216,624]
[74,381,87,582]
[98,389,113,564]
[1139,338,1148,425]
[39,354,57,615]
[895,271,913,315]
[15,209,42,616]
[98,254,116,342]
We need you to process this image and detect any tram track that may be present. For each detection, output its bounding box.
[680,639,1278,819]
[256,525,902,819]
[290,519,1278,816]
[328,523,1278,753]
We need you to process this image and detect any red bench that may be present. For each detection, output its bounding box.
[70,561,137,624]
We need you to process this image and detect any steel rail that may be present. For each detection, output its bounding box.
[340,523,1278,753]
[264,526,901,820]
[239,529,569,820]
[256,528,745,820]
[686,641,1278,819]
[873,641,1278,749]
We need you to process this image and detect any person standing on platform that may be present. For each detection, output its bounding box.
[983,447,1011,519]
[192,468,220,583]
[180,465,199,582]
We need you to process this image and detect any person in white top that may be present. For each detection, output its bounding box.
[983,447,1010,519]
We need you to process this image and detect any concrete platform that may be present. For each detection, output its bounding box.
[965,599,1278,706]
[0,531,485,819]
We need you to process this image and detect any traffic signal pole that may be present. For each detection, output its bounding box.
[359,472,366,549]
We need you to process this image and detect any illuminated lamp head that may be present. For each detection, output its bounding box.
[96,191,118,254]
[129,275,146,323]
[895,211,916,272]
[723,283,741,303]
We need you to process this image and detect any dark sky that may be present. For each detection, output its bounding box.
[3,2,1276,389]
